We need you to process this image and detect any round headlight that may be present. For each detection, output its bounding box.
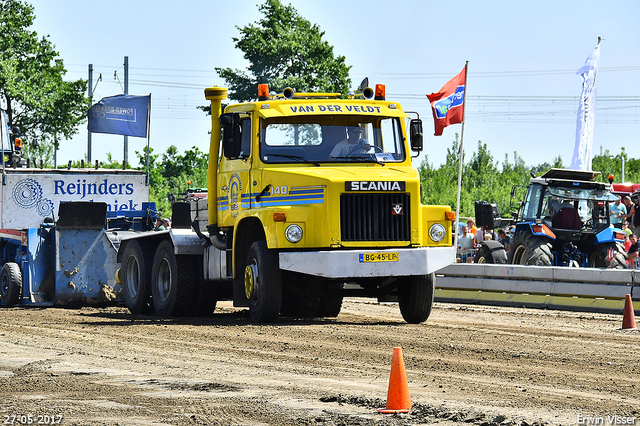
[429,223,446,242]
[285,224,303,243]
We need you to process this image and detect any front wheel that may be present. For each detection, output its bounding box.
[0,263,22,307]
[245,240,282,323]
[315,283,344,318]
[397,273,435,324]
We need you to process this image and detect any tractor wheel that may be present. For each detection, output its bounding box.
[0,263,22,307]
[474,242,508,264]
[121,240,153,315]
[589,242,627,269]
[151,240,196,316]
[245,240,282,323]
[397,273,435,324]
[508,231,553,266]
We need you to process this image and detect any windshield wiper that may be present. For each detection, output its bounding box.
[267,153,320,166]
[331,156,385,166]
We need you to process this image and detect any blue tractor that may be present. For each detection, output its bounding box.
[506,169,626,268]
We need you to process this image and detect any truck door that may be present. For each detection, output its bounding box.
[218,115,253,227]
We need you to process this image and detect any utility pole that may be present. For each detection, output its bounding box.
[123,56,129,166]
[87,64,93,163]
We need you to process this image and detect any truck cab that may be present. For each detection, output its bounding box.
[207,84,455,322]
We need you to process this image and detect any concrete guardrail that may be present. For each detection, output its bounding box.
[435,263,640,314]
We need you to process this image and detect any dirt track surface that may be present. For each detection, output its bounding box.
[1,299,639,426]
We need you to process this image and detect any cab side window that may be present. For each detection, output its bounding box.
[239,118,251,158]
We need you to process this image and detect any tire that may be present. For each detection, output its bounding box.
[281,292,320,318]
[0,263,22,307]
[397,273,435,324]
[245,240,282,323]
[121,241,153,315]
[151,240,196,316]
[194,256,217,316]
[315,283,343,318]
[589,242,627,269]
[508,231,553,266]
[474,242,507,264]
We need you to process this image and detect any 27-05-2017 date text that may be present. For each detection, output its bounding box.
[3,415,63,425]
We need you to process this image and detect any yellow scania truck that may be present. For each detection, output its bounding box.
[117,83,456,323]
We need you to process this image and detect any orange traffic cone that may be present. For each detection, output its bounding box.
[378,347,411,414]
[622,294,638,330]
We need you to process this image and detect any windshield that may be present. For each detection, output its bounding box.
[541,187,610,226]
[260,116,405,164]
[547,186,618,202]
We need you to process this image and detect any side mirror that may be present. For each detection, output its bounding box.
[220,113,242,159]
[409,119,423,152]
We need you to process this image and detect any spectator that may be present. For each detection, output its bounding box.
[154,217,167,231]
[627,234,639,268]
[458,226,473,250]
[475,225,497,245]
[162,218,172,229]
[466,219,477,236]
[624,233,632,252]
[609,197,626,229]
[457,225,474,263]
[621,196,638,236]
[497,228,511,251]
[622,221,633,238]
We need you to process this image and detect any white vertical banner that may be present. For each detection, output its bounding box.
[570,38,601,171]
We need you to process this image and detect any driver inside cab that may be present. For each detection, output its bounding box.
[329,125,371,158]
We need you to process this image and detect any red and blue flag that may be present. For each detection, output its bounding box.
[427,67,466,136]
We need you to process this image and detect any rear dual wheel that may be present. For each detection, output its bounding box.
[151,240,196,316]
[589,242,627,269]
[121,241,153,314]
[509,231,553,266]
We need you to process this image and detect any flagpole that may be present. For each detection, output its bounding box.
[146,94,151,186]
[454,61,469,251]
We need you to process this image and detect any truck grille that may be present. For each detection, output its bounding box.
[340,193,411,241]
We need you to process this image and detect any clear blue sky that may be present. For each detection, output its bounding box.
[26,0,640,173]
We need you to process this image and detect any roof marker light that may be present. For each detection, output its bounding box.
[258,84,270,101]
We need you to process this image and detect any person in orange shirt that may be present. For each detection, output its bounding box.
[466,218,477,235]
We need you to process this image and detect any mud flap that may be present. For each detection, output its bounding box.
[57,202,107,229]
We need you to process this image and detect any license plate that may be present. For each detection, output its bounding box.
[359,252,399,263]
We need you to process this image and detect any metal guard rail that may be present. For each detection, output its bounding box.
[435,264,640,314]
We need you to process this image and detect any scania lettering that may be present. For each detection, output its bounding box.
[346,181,405,191]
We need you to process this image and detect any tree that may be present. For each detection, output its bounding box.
[0,0,90,163]
[135,146,209,217]
[216,0,352,101]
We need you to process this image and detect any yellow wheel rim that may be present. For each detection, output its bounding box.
[244,263,257,299]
